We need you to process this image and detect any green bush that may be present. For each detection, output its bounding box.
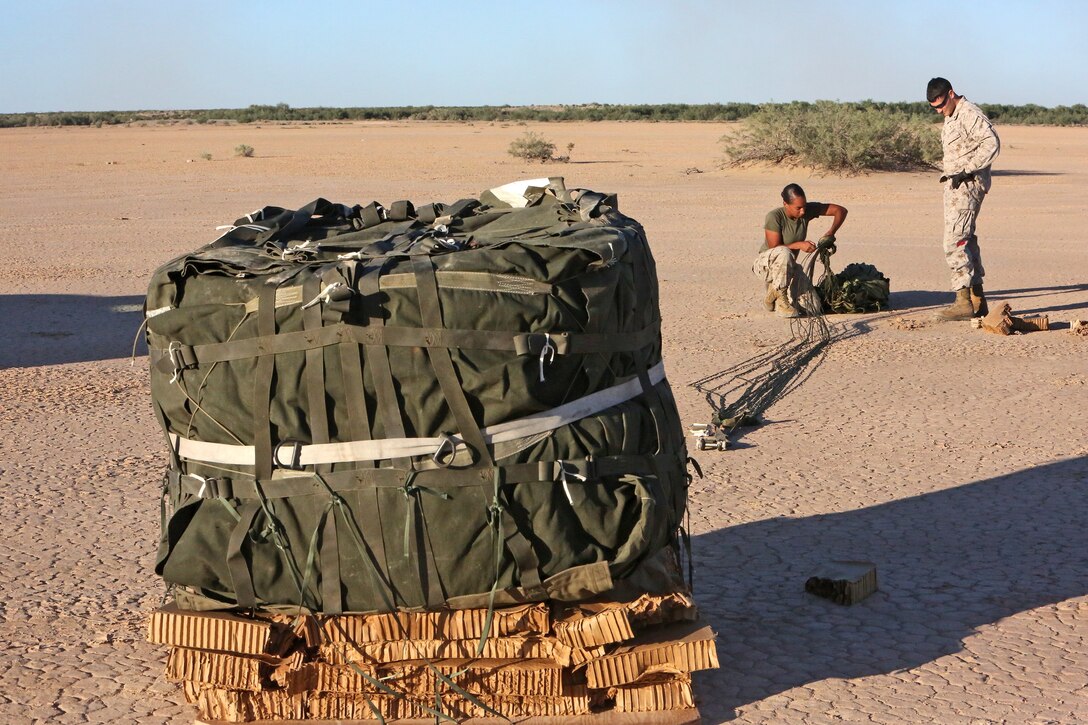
[507,131,556,163]
[722,101,941,174]
[1,102,1085,128]
[234,144,255,158]
[200,152,212,161]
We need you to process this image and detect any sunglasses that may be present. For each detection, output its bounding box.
[930,92,951,111]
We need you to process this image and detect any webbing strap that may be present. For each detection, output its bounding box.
[338,342,372,464]
[302,278,331,460]
[319,511,342,613]
[227,503,260,608]
[149,323,658,372]
[637,367,666,455]
[169,361,667,467]
[360,260,412,470]
[378,270,552,295]
[419,511,446,607]
[502,506,542,591]
[359,487,394,604]
[254,286,277,480]
[413,256,493,468]
[169,454,673,500]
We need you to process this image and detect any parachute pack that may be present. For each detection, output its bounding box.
[145,178,691,614]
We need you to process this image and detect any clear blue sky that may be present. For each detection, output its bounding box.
[3,0,1085,113]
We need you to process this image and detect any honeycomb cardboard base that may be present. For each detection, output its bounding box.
[149,593,717,723]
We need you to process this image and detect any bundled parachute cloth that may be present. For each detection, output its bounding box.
[145,178,691,613]
[801,236,890,314]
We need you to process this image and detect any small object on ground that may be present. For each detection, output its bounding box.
[891,316,927,331]
[973,301,1049,335]
[805,561,878,605]
[1070,320,1088,336]
[689,422,728,451]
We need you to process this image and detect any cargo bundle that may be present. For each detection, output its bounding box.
[143,178,716,721]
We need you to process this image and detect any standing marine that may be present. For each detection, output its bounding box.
[926,77,1000,320]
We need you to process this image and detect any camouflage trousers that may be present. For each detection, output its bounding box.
[943,181,987,291]
[753,246,822,314]
[753,246,800,292]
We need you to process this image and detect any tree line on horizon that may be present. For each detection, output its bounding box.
[3,101,1086,128]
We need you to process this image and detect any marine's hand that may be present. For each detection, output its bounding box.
[940,170,974,189]
[801,241,817,254]
[818,235,837,255]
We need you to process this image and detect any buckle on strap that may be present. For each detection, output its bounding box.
[166,341,196,383]
[273,440,304,470]
[191,474,221,499]
[432,433,460,468]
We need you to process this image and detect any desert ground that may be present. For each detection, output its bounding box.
[1,120,1086,724]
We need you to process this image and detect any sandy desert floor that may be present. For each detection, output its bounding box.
[0,120,1086,724]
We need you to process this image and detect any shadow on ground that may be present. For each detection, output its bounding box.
[690,456,1088,721]
[889,289,951,309]
[0,294,147,368]
[989,283,1088,316]
[890,285,1088,317]
[990,169,1063,177]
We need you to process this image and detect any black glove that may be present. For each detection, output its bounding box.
[939,170,975,189]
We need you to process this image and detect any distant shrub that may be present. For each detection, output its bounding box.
[722,101,941,174]
[200,152,212,161]
[508,132,556,163]
[0,102,1085,129]
[234,144,255,158]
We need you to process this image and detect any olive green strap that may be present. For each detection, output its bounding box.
[359,260,412,471]
[254,286,277,481]
[302,278,331,462]
[412,255,494,468]
[150,323,658,373]
[319,506,343,613]
[226,502,261,608]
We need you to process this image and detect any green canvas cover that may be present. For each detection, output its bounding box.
[146,178,689,613]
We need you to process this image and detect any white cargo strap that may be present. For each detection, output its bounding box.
[169,361,666,467]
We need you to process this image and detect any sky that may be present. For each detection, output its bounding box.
[2,0,1086,113]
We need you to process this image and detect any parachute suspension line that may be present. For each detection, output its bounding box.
[690,234,851,440]
[478,469,505,658]
[251,481,310,609]
[313,466,503,723]
[186,312,253,441]
[690,318,860,442]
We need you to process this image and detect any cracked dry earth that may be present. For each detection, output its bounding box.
[1,121,1086,724]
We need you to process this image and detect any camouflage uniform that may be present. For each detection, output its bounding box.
[752,245,798,293]
[941,98,1000,291]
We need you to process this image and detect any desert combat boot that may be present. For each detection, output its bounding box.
[763,283,778,312]
[774,289,803,318]
[937,288,974,321]
[970,284,988,317]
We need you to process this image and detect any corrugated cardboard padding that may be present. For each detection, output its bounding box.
[308,685,590,720]
[553,592,698,649]
[319,635,575,667]
[584,623,718,689]
[148,605,294,656]
[319,603,549,643]
[183,682,306,723]
[609,677,695,712]
[297,658,566,698]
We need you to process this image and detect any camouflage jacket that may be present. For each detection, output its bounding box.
[943,98,1000,192]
